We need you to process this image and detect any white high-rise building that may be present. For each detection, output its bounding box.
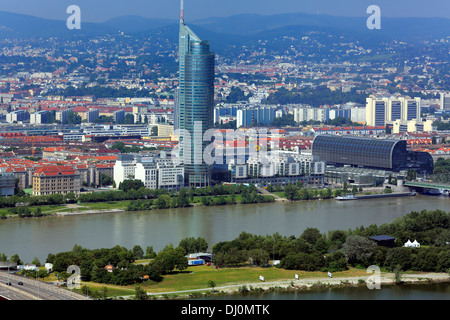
[135,161,158,189]
[293,107,329,123]
[113,154,136,187]
[56,109,70,124]
[6,110,29,123]
[116,155,185,191]
[350,107,366,123]
[366,97,421,126]
[440,92,450,111]
[30,110,48,124]
[86,109,99,123]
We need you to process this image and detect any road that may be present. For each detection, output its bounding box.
[0,270,91,300]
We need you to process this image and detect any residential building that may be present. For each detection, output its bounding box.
[440,92,450,111]
[32,166,81,196]
[133,157,185,190]
[237,106,277,127]
[56,109,70,124]
[0,167,15,196]
[113,110,125,124]
[366,97,421,126]
[30,110,48,124]
[391,119,434,134]
[86,109,99,123]
[6,110,29,123]
[113,154,135,187]
[293,106,329,123]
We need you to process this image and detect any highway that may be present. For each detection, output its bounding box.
[0,270,91,300]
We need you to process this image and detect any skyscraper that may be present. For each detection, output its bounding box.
[440,92,450,111]
[177,0,215,187]
[366,97,421,126]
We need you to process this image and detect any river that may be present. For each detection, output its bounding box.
[1,194,449,263]
[196,282,450,300]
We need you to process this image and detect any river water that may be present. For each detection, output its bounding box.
[197,282,450,300]
[1,194,449,264]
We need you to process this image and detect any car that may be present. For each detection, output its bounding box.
[18,282,23,285]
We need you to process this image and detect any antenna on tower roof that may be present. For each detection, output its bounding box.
[180,0,184,22]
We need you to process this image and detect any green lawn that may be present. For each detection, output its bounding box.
[273,192,286,198]
[79,201,131,210]
[0,204,67,216]
[192,194,242,204]
[79,266,368,298]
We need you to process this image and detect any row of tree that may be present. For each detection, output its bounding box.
[212,209,450,273]
[5,210,448,289]
[46,243,190,286]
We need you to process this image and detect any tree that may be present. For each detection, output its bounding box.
[154,194,171,209]
[134,285,149,300]
[151,126,158,136]
[66,110,82,124]
[341,235,377,266]
[394,264,403,284]
[10,254,22,265]
[145,246,157,259]
[179,237,208,254]
[284,184,298,200]
[177,188,190,208]
[118,179,145,192]
[65,192,77,203]
[385,247,412,271]
[207,280,216,292]
[329,230,347,249]
[132,245,144,260]
[32,257,41,267]
[100,174,113,187]
[300,228,322,246]
[343,182,348,193]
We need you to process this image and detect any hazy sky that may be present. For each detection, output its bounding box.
[1,0,449,22]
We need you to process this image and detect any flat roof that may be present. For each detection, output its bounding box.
[370,235,396,241]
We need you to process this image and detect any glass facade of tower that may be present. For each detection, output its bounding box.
[178,22,215,187]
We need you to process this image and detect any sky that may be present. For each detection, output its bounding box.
[0,0,449,22]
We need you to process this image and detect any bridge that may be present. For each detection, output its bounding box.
[404,181,450,193]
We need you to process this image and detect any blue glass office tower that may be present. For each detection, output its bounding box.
[177,2,215,187]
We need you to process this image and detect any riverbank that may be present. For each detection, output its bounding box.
[114,271,450,300]
[5,189,421,219]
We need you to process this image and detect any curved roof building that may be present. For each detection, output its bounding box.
[312,135,433,174]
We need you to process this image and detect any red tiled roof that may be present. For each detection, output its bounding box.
[34,166,76,176]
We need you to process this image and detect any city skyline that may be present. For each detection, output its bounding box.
[1,0,449,23]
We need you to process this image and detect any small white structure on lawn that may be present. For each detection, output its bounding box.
[404,239,420,248]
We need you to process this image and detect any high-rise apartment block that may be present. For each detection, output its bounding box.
[30,110,48,124]
[440,92,450,111]
[366,97,421,126]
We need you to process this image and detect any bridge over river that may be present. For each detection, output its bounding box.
[404,181,450,194]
